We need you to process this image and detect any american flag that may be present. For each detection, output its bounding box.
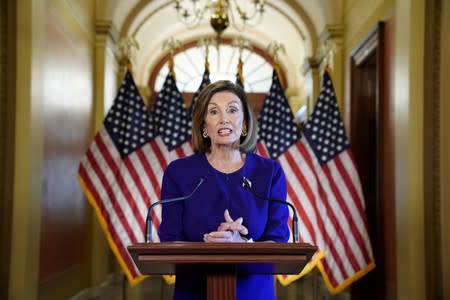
[258,69,375,293]
[78,71,155,284]
[301,70,375,292]
[77,70,194,285]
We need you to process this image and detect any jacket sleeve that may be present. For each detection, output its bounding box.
[260,160,290,242]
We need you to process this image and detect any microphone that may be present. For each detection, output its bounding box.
[146,178,204,243]
[242,177,299,243]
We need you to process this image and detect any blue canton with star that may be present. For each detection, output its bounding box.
[104,71,155,158]
[303,71,350,165]
[258,70,301,159]
[151,72,190,151]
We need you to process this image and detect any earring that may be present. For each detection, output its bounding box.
[202,128,208,138]
[241,127,247,137]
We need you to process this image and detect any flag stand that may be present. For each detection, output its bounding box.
[312,268,319,300]
[122,274,127,300]
[160,276,166,300]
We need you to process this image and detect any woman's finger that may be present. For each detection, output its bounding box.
[237,224,249,235]
[203,231,233,243]
[207,231,233,238]
[227,221,248,235]
[224,209,234,223]
[204,236,231,243]
[217,222,231,232]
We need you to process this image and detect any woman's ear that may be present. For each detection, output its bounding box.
[241,123,248,137]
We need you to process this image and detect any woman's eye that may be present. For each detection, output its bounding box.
[228,107,238,113]
[209,109,218,115]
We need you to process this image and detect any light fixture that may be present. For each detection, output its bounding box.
[174,0,265,36]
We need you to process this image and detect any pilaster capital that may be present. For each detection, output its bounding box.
[320,24,344,44]
[316,24,344,68]
[301,57,320,76]
[95,20,119,44]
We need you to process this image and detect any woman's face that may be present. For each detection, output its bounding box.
[204,91,245,149]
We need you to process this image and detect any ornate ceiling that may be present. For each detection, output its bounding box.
[98,0,342,89]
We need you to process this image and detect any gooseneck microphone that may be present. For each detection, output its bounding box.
[146,178,204,243]
[242,177,299,243]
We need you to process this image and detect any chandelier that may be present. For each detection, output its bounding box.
[174,0,266,35]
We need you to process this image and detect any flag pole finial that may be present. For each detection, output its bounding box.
[118,36,139,84]
[163,37,182,79]
[197,37,217,70]
[266,41,285,64]
[266,41,286,88]
[232,37,252,86]
[119,36,140,72]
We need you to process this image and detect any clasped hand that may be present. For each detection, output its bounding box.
[203,209,248,243]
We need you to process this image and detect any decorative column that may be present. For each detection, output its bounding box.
[9,0,46,298]
[92,19,119,286]
[94,20,119,128]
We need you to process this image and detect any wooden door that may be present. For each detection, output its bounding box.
[348,21,396,300]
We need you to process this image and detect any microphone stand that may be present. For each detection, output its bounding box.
[146,178,204,243]
[242,177,299,243]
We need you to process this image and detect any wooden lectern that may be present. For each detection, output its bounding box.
[128,242,317,300]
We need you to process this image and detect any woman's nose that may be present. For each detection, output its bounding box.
[219,113,229,124]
